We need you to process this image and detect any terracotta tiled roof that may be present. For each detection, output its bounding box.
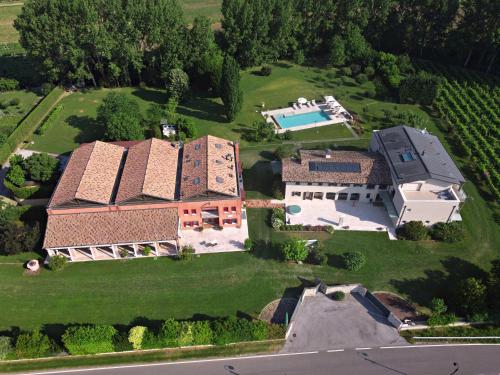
[49,141,125,207]
[43,208,178,248]
[282,149,392,185]
[116,139,179,202]
[180,135,238,199]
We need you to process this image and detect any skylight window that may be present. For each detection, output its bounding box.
[194,160,200,167]
[194,144,201,151]
[193,177,200,185]
[216,176,224,183]
[400,151,415,162]
[215,143,222,149]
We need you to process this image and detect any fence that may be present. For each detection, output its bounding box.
[0,87,65,164]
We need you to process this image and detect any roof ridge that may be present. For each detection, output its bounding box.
[141,138,154,196]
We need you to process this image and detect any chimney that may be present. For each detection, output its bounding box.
[325,149,332,159]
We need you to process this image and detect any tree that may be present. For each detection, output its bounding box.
[342,251,366,271]
[430,297,448,315]
[0,222,40,255]
[399,72,442,105]
[281,239,308,262]
[376,52,401,89]
[97,93,144,141]
[329,36,346,66]
[175,117,197,139]
[456,277,487,317]
[220,55,243,122]
[23,153,59,182]
[6,164,25,187]
[488,258,500,310]
[166,68,189,100]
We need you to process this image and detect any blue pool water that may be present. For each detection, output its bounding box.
[274,110,331,128]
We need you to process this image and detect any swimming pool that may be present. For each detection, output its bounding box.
[274,110,331,129]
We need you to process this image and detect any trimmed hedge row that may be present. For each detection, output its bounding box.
[36,104,64,135]
[0,87,64,164]
[3,179,39,199]
[2,317,286,359]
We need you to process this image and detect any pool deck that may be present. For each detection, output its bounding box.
[262,102,349,133]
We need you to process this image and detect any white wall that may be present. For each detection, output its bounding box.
[396,198,460,226]
[285,182,386,203]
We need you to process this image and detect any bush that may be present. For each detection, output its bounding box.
[251,320,269,341]
[281,238,308,262]
[274,145,292,160]
[271,208,285,231]
[397,221,428,241]
[342,251,366,271]
[430,222,465,243]
[15,329,53,359]
[364,66,375,77]
[192,321,213,345]
[36,104,64,135]
[0,222,40,255]
[268,323,286,339]
[293,50,305,65]
[4,179,39,199]
[178,322,194,346]
[62,325,117,355]
[142,246,152,256]
[159,318,181,347]
[113,332,133,352]
[40,83,54,96]
[48,255,67,271]
[0,78,19,92]
[340,66,352,76]
[325,225,334,234]
[128,326,147,350]
[260,66,272,76]
[23,152,59,182]
[331,291,345,301]
[355,73,368,84]
[427,313,457,326]
[244,238,253,251]
[9,98,20,106]
[283,130,292,140]
[6,164,25,187]
[307,242,328,266]
[180,245,195,261]
[212,316,253,345]
[0,336,13,360]
[350,64,361,75]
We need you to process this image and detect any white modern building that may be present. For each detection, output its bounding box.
[281,125,466,230]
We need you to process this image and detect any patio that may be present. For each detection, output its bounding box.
[178,210,250,254]
[285,199,394,234]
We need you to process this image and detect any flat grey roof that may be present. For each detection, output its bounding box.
[374,126,465,184]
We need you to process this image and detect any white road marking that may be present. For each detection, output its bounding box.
[380,343,500,349]
[21,351,320,375]
[326,349,345,353]
[354,347,372,350]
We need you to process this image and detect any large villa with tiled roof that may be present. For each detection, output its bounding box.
[43,135,246,262]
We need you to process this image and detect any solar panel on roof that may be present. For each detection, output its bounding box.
[309,161,361,173]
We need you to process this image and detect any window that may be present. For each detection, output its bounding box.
[231,206,237,212]
[313,192,323,200]
[350,193,360,200]
[400,151,414,162]
[193,177,200,185]
[425,221,430,224]
[328,183,338,187]
[223,207,229,213]
[318,183,324,186]
[340,183,350,187]
[353,184,363,187]
[366,193,371,199]
[194,160,201,167]
[367,184,375,190]
[183,209,189,215]
[326,193,336,200]
[338,193,348,200]
[295,182,301,185]
[307,182,312,186]
[379,184,388,190]
[191,209,196,215]
[194,144,201,150]
[375,194,382,201]
[291,191,301,197]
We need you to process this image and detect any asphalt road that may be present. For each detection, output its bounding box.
[21,345,500,375]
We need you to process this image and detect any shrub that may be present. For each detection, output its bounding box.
[274,145,292,160]
[340,66,352,76]
[293,50,305,65]
[251,320,269,341]
[211,316,253,345]
[281,238,308,262]
[48,255,67,271]
[119,248,128,258]
[271,208,285,231]
[15,329,53,359]
[397,221,428,241]
[283,130,292,140]
[364,66,375,77]
[350,64,361,75]
[427,313,457,326]
[23,153,59,182]
[62,325,117,355]
[40,83,54,96]
[0,78,19,92]
[6,164,25,187]
[159,318,180,347]
[192,321,213,345]
[272,179,283,200]
[0,222,40,255]
[113,332,133,352]
[455,277,487,317]
[180,245,195,261]
[331,291,345,301]
[4,179,39,199]
[0,336,13,360]
[307,242,328,266]
[430,297,448,315]
[342,251,366,271]
[178,322,194,346]
[244,238,253,251]
[430,222,465,243]
[9,98,20,106]
[355,73,368,84]
[260,66,272,76]
[36,104,64,135]
[142,246,152,256]
[325,225,334,234]
[128,326,147,350]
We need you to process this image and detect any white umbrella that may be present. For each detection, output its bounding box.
[297,97,307,104]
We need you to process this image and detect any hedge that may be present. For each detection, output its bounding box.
[36,104,64,135]
[62,325,117,355]
[0,87,64,164]
[4,179,39,199]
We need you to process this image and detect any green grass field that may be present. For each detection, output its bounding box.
[0,89,41,135]
[0,3,21,44]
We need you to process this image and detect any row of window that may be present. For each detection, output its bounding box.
[183,219,238,228]
[293,182,388,189]
[183,207,237,215]
[292,191,382,201]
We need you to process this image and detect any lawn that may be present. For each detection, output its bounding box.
[181,0,221,23]
[0,3,21,44]
[29,87,165,154]
[0,89,41,136]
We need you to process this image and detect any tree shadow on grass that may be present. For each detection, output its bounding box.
[249,239,282,261]
[243,161,274,197]
[66,115,104,144]
[131,88,165,105]
[390,256,489,310]
[327,253,344,268]
[177,96,226,123]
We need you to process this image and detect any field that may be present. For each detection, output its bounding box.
[0,89,41,136]
[0,3,21,44]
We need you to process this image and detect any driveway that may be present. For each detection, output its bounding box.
[283,293,407,352]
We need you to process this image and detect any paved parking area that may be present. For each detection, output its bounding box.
[283,293,407,352]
